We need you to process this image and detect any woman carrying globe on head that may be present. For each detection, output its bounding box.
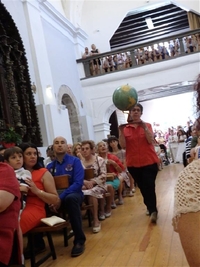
[118,103,159,223]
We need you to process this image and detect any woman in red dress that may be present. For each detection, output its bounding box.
[0,162,21,267]
[19,143,59,234]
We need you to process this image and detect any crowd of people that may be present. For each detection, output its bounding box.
[0,132,141,265]
[82,44,132,76]
[0,102,166,265]
[1,85,200,266]
[153,122,196,167]
[82,34,200,76]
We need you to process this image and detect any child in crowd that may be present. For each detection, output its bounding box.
[4,146,32,209]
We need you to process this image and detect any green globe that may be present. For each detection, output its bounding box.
[112,84,138,111]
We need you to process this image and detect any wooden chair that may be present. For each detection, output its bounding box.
[83,168,95,227]
[106,163,115,181]
[26,174,71,267]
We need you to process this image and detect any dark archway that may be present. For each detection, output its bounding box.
[0,2,42,145]
[109,111,119,138]
[110,2,192,49]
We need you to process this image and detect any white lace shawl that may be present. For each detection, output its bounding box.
[173,159,200,219]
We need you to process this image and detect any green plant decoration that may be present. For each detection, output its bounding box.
[1,127,22,145]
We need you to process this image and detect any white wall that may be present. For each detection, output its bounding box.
[141,92,196,132]
[41,17,85,115]
[80,0,200,53]
[2,0,200,145]
[81,53,200,120]
[80,52,200,140]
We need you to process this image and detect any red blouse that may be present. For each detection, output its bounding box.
[0,163,21,265]
[123,123,159,167]
[107,153,125,174]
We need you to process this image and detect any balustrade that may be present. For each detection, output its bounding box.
[77,29,200,80]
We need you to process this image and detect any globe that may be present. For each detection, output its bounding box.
[112,84,138,111]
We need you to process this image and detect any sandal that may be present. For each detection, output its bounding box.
[93,223,101,233]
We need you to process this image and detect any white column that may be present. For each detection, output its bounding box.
[93,122,111,143]
[21,0,56,106]
[79,115,95,141]
[21,0,59,146]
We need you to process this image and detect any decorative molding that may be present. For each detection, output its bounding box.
[37,0,88,45]
[93,122,111,133]
[104,104,116,123]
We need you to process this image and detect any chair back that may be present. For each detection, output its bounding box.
[54,175,70,190]
[84,168,94,180]
[106,163,111,172]
[106,173,114,181]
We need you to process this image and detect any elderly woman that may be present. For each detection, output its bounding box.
[81,140,113,233]
[107,136,135,196]
[97,141,124,207]
[18,143,59,234]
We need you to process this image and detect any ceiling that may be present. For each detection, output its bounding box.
[109,1,197,101]
[138,81,195,102]
[110,2,190,49]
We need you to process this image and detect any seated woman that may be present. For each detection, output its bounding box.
[0,162,22,267]
[81,140,113,233]
[97,141,124,207]
[19,143,59,235]
[107,136,135,196]
[73,142,84,161]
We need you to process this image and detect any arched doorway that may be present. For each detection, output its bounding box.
[61,94,83,143]
[109,111,119,137]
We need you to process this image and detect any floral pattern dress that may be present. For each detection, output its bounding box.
[82,156,108,198]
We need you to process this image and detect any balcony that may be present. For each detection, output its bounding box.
[77,29,200,82]
[76,29,200,142]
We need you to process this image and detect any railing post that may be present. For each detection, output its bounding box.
[83,60,92,78]
[129,49,137,66]
[178,37,185,55]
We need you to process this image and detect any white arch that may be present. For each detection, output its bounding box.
[104,103,116,122]
[61,0,85,27]
[57,84,80,116]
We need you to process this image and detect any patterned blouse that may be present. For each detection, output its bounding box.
[82,156,108,198]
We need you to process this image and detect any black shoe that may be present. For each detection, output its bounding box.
[24,245,46,259]
[71,243,85,257]
[150,212,158,224]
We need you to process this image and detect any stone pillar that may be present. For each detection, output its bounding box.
[93,122,111,142]
[21,0,56,106]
